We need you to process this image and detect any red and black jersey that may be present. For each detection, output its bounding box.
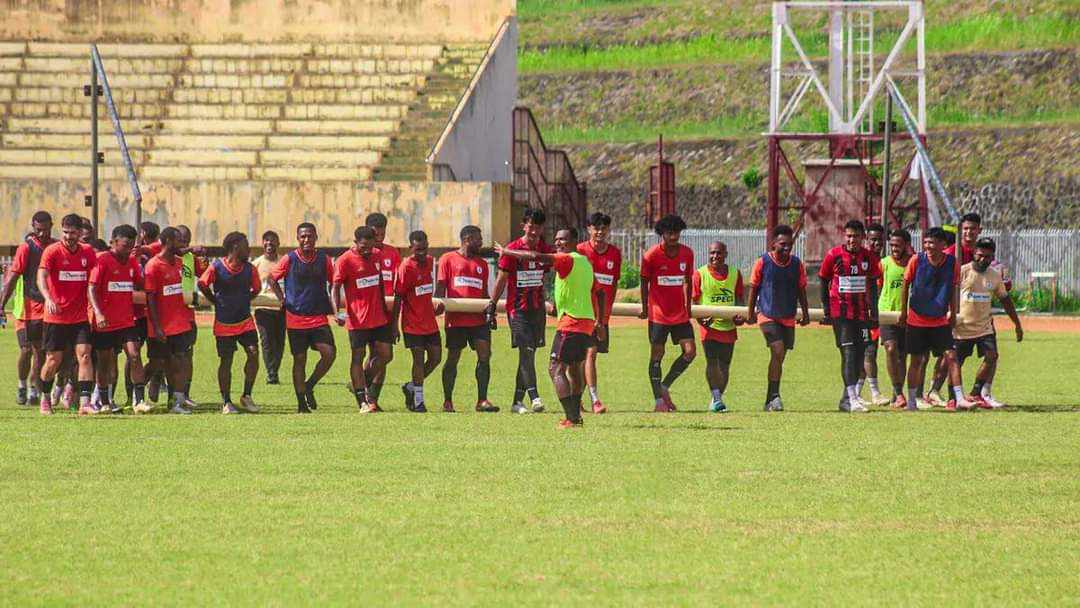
[818,245,882,321]
[497,236,554,317]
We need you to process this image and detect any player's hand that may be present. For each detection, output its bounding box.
[492,241,504,257]
[1015,326,1024,343]
[698,317,712,328]
[594,323,607,343]
[798,311,810,326]
[732,315,746,326]
[434,301,445,316]
[545,301,556,317]
[746,310,757,325]
[45,299,59,315]
[96,316,108,330]
[391,326,400,343]
[334,312,346,327]
[637,308,648,320]
[897,311,907,327]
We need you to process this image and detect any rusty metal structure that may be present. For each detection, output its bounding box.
[646,135,675,227]
[511,106,587,233]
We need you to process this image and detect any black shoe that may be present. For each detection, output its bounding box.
[401,383,415,411]
[298,403,312,414]
[16,388,27,406]
[305,389,317,410]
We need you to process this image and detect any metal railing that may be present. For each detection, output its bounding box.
[511,106,587,231]
[611,228,1080,294]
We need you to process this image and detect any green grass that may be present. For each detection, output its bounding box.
[519,14,1078,74]
[518,0,669,19]
[2,322,1079,603]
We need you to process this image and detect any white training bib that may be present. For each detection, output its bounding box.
[355,275,380,290]
[107,281,134,293]
[516,269,544,288]
[162,283,183,296]
[454,276,483,290]
[594,272,615,286]
[656,275,684,287]
[838,276,867,293]
[414,283,434,296]
[58,270,87,282]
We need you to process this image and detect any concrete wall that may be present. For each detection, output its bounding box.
[427,17,516,182]
[0,180,512,249]
[0,0,515,43]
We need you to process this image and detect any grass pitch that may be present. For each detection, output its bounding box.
[1,323,1078,605]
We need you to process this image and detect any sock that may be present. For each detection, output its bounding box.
[856,379,865,395]
[512,375,525,406]
[354,388,367,406]
[981,381,993,398]
[243,377,254,397]
[78,380,92,405]
[304,377,315,393]
[846,385,860,405]
[92,385,102,402]
[953,385,964,402]
[526,386,540,403]
[18,379,26,389]
[413,384,424,406]
[711,388,722,402]
[442,359,458,402]
[907,387,918,408]
[588,385,600,404]
[173,391,186,407]
[972,380,985,396]
[99,385,111,406]
[297,392,308,409]
[766,379,780,402]
[931,376,944,394]
[892,383,903,398]
[559,394,581,423]
[133,383,145,404]
[370,383,383,402]
[648,360,662,399]
[221,389,232,404]
[124,368,133,404]
[43,379,54,397]
[475,360,490,401]
[868,378,880,395]
[661,356,692,390]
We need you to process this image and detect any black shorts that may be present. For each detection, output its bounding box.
[509,309,546,349]
[832,319,871,348]
[879,323,906,353]
[404,332,440,349]
[648,321,694,345]
[760,321,795,350]
[91,326,143,351]
[703,340,734,365]
[905,325,953,357]
[287,325,335,355]
[216,330,259,357]
[550,330,594,364]
[147,329,197,358]
[591,322,610,353]
[445,325,491,350]
[348,324,394,350]
[44,321,92,351]
[955,333,997,362]
[15,319,43,349]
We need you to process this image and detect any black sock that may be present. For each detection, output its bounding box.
[513,375,525,405]
[517,347,537,402]
[892,383,903,397]
[304,377,315,393]
[559,394,581,423]
[354,388,367,406]
[767,379,780,401]
[243,377,255,397]
[648,360,662,399]
[221,390,232,404]
[661,356,692,389]
[442,360,458,402]
[77,380,93,400]
[43,379,54,396]
[97,385,111,406]
[296,392,307,408]
[165,381,172,398]
[841,344,860,387]
[124,367,133,404]
[133,383,145,404]
[370,382,383,402]
[972,380,985,395]
[475,360,490,401]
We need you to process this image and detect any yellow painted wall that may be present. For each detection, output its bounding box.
[0,180,512,249]
[0,0,514,43]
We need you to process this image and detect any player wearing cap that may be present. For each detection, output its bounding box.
[819,220,882,413]
[332,226,395,413]
[0,210,54,407]
[88,224,148,414]
[576,212,621,414]
[437,225,497,413]
[496,227,607,428]
[198,232,262,415]
[36,213,97,415]
[269,222,337,413]
[393,231,444,413]
[692,241,745,413]
[746,224,810,412]
[639,214,697,413]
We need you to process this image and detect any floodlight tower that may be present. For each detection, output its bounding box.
[765,0,931,263]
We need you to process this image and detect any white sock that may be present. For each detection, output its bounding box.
[868,378,880,395]
[413,385,424,406]
[856,379,865,396]
[953,386,964,401]
[18,379,27,389]
[711,388,722,402]
[28,386,39,397]
[588,385,599,404]
[846,385,860,405]
[174,392,186,406]
[982,382,993,398]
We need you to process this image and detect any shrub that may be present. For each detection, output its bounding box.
[619,263,640,289]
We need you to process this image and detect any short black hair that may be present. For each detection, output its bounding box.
[296,222,317,234]
[961,212,982,226]
[653,214,687,236]
[176,224,191,238]
[112,224,138,241]
[844,219,866,234]
[889,228,912,243]
[90,238,108,252]
[867,222,886,234]
[460,225,481,241]
[354,226,376,241]
[975,237,996,253]
[160,226,180,243]
[61,213,82,229]
[261,230,279,242]
[522,207,546,226]
[364,213,388,229]
[409,230,428,244]
[771,224,794,240]
[925,227,949,243]
[31,211,52,224]
[140,221,160,240]
[559,226,580,241]
[222,231,247,253]
[81,217,94,230]
[587,212,611,228]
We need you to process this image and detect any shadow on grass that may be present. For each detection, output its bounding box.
[624,422,742,431]
[1001,404,1080,413]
